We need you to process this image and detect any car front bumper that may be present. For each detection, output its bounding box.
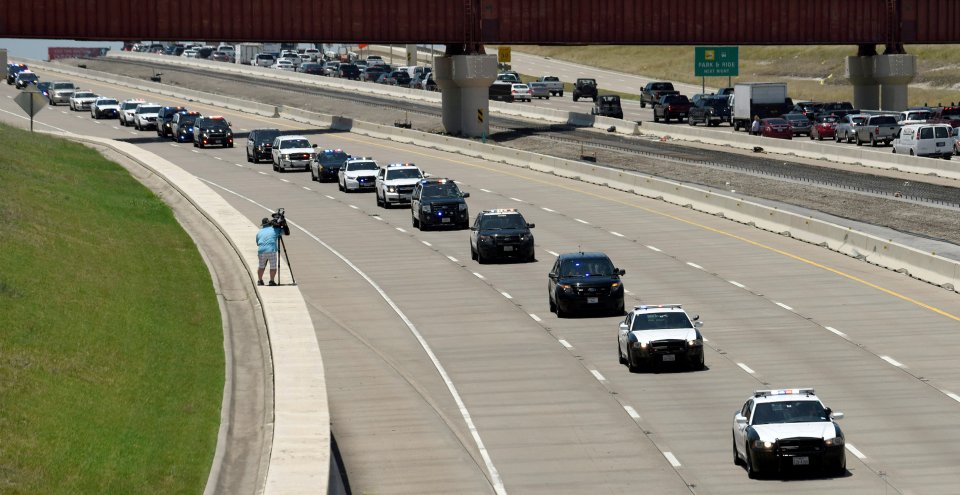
[476,241,534,260]
[318,167,340,180]
[278,158,310,170]
[628,346,703,367]
[749,444,845,473]
[345,176,377,190]
[382,190,414,205]
[555,290,623,313]
[419,208,469,227]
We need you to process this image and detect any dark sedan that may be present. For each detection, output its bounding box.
[298,62,325,75]
[548,252,625,317]
[783,113,812,136]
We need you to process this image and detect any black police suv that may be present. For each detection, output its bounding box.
[156,106,186,137]
[193,117,234,148]
[311,149,350,182]
[548,252,625,317]
[411,179,470,230]
[469,209,535,263]
[246,128,281,163]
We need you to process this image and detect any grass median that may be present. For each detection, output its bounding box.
[0,123,224,494]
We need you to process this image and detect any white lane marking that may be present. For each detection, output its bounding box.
[945,392,960,403]
[687,262,703,270]
[624,406,641,420]
[775,302,793,311]
[546,250,559,257]
[191,149,199,153]
[510,197,523,202]
[590,370,606,382]
[93,121,101,125]
[348,204,358,209]
[541,207,555,212]
[881,355,904,368]
[422,240,432,247]
[737,362,755,374]
[624,289,631,294]
[663,452,682,468]
[131,131,139,135]
[729,280,746,288]
[112,126,119,130]
[324,195,335,200]
[825,326,847,337]
[529,313,541,322]
[473,272,485,280]
[258,171,268,175]
[198,179,508,495]
[703,338,709,342]
[396,227,407,233]
[373,216,384,221]
[76,115,83,119]
[302,186,312,191]
[575,218,589,224]
[845,443,867,460]
[4,95,10,98]
[447,255,459,262]
[558,339,572,349]
[61,111,68,114]
[500,291,513,299]
[480,188,492,193]
[169,143,179,147]
[610,231,625,237]
[235,163,244,167]
[646,245,662,252]
[280,179,290,183]
[214,156,223,161]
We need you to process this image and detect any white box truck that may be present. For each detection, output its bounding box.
[731,82,792,131]
[235,43,261,65]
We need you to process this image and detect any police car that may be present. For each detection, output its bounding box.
[118,98,146,126]
[375,163,423,207]
[311,149,350,182]
[338,157,380,192]
[90,97,121,119]
[410,178,470,230]
[732,388,846,478]
[271,135,314,171]
[469,209,535,263]
[617,304,704,371]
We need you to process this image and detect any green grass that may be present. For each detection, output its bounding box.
[511,44,960,106]
[0,123,224,494]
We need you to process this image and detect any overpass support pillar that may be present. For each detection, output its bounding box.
[405,44,418,67]
[846,55,880,111]
[875,53,916,111]
[434,54,497,137]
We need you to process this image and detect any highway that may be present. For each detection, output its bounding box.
[4,68,960,494]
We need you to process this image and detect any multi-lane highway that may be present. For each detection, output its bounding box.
[5,67,960,494]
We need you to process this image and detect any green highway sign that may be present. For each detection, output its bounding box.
[695,46,739,77]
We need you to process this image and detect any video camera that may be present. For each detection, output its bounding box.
[269,208,291,235]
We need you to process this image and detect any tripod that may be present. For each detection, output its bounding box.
[276,235,297,286]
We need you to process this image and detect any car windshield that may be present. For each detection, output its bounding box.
[422,182,462,198]
[752,401,829,425]
[631,312,693,331]
[19,73,38,81]
[75,92,96,98]
[386,169,422,180]
[208,123,230,131]
[704,97,729,107]
[906,111,931,120]
[121,102,141,110]
[53,83,74,90]
[347,161,379,171]
[480,214,527,230]
[320,152,348,165]
[559,258,616,277]
[280,139,310,149]
[255,131,281,143]
[99,99,118,106]
[180,117,197,126]
[137,106,160,113]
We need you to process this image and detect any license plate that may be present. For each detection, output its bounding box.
[503,246,514,252]
[662,354,675,362]
[793,456,809,466]
[441,217,450,223]
[937,142,945,146]
[587,297,599,304]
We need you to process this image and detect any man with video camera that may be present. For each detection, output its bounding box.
[256,209,290,286]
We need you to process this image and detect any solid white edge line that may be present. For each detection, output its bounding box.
[663,452,682,468]
[610,231,624,237]
[575,218,589,224]
[623,406,641,420]
[646,245,661,252]
[200,179,508,495]
[447,255,458,262]
[590,370,606,382]
[686,262,703,270]
[845,443,867,460]
[480,188,492,193]
[558,339,572,348]
[500,291,512,299]
[880,355,904,367]
[825,326,847,337]
[473,272,485,279]
[729,280,746,288]
[529,313,541,322]
[737,362,755,374]
[775,302,793,311]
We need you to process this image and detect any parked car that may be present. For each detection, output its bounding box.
[782,113,813,136]
[834,114,868,143]
[759,117,792,139]
[892,123,954,159]
[854,114,900,146]
[809,114,839,141]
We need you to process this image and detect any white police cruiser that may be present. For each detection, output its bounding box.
[338,157,380,192]
[617,304,704,372]
[375,163,423,207]
[732,388,846,479]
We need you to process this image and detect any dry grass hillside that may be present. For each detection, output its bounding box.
[512,45,960,106]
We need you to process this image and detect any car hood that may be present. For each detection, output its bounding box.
[138,112,160,118]
[629,328,696,343]
[556,275,620,286]
[278,147,312,154]
[753,422,837,442]
[74,96,98,101]
[383,177,422,186]
[99,104,120,110]
[344,170,377,177]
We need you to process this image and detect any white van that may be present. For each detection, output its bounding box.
[891,123,954,159]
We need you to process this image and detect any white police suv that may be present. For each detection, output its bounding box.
[338,157,380,192]
[617,304,704,372]
[732,388,846,479]
[271,135,314,172]
[375,163,423,207]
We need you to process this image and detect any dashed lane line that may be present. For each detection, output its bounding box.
[663,452,682,468]
[775,302,793,311]
[558,339,572,349]
[845,443,867,460]
[529,314,541,322]
[447,255,459,262]
[825,326,847,337]
[610,231,624,237]
[546,250,559,257]
[737,363,755,374]
[646,245,661,252]
[574,218,589,224]
[473,272,485,280]
[590,370,606,382]
[881,356,904,368]
[729,280,746,289]
[624,406,641,420]
[541,207,555,212]
[687,262,703,270]
[500,291,513,300]
[395,227,407,233]
[421,240,432,247]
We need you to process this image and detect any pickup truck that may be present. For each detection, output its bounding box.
[536,76,564,97]
[687,95,731,126]
[855,114,900,146]
[640,81,679,108]
[653,94,691,123]
[572,78,598,102]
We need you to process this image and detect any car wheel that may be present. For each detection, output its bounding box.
[193,140,198,147]
[640,101,645,109]
[476,249,486,264]
[618,342,627,365]
[746,450,759,479]
[691,352,705,371]
[688,116,695,126]
[549,296,556,314]
[376,192,384,207]
[847,133,855,144]
[573,94,579,102]
[338,180,344,191]
[871,135,878,147]
[892,147,897,154]
[653,113,659,123]
[471,247,477,261]
[909,149,915,156]
[626,351,639,373]
[310,168,317,181]
[411,214,420,229]
[733,434,742,466]
[855,134,862,146]
[246,150,253,163]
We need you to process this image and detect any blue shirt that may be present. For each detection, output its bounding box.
[256,226,282,254]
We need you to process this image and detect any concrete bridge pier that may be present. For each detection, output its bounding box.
[434,54,497,137]
[405,44,418,67]
[846,54,880,111]
[875,53,916,111]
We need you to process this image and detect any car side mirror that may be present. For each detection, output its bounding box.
[735,415,748,426]
[694,321,704,329]
[619,322,628,330]
[470,227,477,231]
[830,411,844,420]
[461,192,470,198]
[312,144,318,148]
[617,268,626,276]
[527,223,535,228]
[548,273,557,280]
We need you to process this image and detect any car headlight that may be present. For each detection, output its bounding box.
[559,284,573,294]
[610,282,620,289]
[478,235,492,243]
[386,186,396,193]
[458,203,467,211]
[421,205,431,213]
[631,341,647,349]
[687,338,702,347]
[825,437,844,447]
[753,440,775,449]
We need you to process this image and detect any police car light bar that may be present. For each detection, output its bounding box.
[634,304,683,310]
[754,388,815,398]
[485,208,517,214]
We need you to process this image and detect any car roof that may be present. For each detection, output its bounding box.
[277,134,307,140]
[630,304,686,315]
[480,208,523,216]
[557,252,610,260]
[750,388,822,405]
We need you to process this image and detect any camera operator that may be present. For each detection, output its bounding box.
[256,210,290,286]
